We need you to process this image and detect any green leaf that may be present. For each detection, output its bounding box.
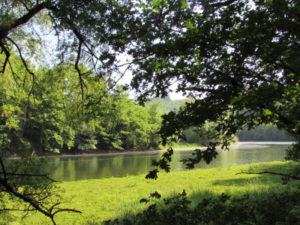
[184,19,194,29]
[230,95,244,104]
[266,0,273,5]
[180,0,188,8]
[262,109,272,116]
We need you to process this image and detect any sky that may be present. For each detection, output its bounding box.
[117,69,186,100]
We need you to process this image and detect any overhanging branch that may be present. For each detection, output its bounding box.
[210,0,237,8]
[0,2,50,39]
[0,41,10,73]
[75,41,85,100]
[0,156,81,225]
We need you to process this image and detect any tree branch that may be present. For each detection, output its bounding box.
[6,37,35,78]
[0,41,10,73]
[183,87,217,93]
[210,0,237,8]
[0,157,7,180]
[0,174,81,225]
[6,37,36,118]
[75,41,85,100]
[0,2,50,39]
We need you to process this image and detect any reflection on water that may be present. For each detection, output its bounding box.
[47,143,290,181]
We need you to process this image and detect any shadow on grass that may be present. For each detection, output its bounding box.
[101,189,300,225]
[86,162,300,225]
[213,161,300,186]
[212,177,264,186]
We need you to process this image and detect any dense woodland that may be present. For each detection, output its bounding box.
[0,55,164,155]
[1,61,292,156]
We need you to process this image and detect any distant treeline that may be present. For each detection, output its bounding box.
[238,125,294,142]
[147,98,233,146]
[148,98,295,145]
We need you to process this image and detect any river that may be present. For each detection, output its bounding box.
[47,142,294,181]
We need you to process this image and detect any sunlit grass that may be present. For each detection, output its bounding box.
[6,161,299,225]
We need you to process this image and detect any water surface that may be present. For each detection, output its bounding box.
[47,142,291,181]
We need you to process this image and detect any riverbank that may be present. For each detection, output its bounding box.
[6,161,299,225]
[8,144,205,159]
[41,142,288,158]
[9,142,295,159]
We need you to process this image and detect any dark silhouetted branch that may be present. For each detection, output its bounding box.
[0,2,50,39]
[0,154,81,225]
[0,41,10,73]
[75,41,85,100]
[6,37,35,79]
[0,175,81,225]
[210,0,237,8]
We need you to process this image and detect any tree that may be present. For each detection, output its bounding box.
[0,56,82,224]
[0,0,136,87]
[0,47,163,224]
[124,0,300,173]
[0,1,137,221]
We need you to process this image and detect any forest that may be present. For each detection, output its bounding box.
[0,55,165,154]
[1,61,292,157]
[0,0,299,225]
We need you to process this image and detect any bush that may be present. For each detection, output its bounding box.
[105,189,300,225]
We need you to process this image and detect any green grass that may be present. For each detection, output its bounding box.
[5,161,300,225]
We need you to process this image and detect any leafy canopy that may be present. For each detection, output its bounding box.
[127,0,300,168]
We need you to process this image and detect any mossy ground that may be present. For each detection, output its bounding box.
[4,161,299,225]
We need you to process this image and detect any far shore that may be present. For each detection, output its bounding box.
[9,146,204,159]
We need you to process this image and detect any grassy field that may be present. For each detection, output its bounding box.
[4,161,300,225]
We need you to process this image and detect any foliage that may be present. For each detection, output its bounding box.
[0,55,161,223]
[0,54,84,224]
[106,189,300,225]
[0,156,81,225]
[126,0,300,161]
[146,98,234,146]
[285,143,300,161]
[0,57,162,154]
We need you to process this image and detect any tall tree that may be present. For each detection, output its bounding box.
[125,0,300,172]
